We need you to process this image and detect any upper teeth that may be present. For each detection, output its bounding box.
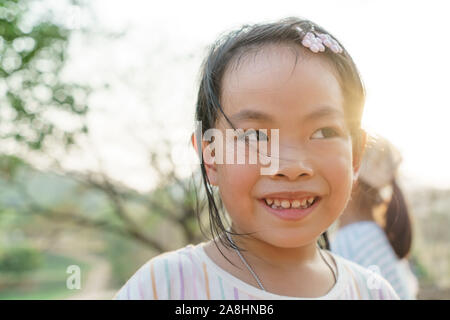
[265,197,316,209]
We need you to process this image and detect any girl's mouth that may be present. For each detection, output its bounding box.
[259,196,321,221]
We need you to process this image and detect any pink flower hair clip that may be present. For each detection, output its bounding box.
[295,26,343,54]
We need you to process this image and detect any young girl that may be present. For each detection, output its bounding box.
[330,134,419,299]
[114,17,399,300]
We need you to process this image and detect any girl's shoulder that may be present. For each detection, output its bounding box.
[330,252,400,299]
[113,243,203,300]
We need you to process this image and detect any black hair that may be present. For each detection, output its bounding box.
[353,176,413,259]
[384,178,413,259]
[193,16,366,267]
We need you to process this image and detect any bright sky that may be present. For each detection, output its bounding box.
[45,0,450,192]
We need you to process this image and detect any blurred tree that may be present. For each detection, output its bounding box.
[0,150,206,254]
[0,0,90,153]
[0,0,205,262]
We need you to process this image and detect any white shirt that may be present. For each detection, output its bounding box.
[114,241,399,300]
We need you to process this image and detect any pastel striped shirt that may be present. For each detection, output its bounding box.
[113,242,399,300]
[330,221,418,300]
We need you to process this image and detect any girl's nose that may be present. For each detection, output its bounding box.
[271,148,314,181]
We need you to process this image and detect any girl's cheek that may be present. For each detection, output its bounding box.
[313,140,353,197]
[216,163,259,213]
[218,163,260,190]
[324,147,354,208]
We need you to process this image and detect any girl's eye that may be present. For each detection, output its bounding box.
[311,127,340,139]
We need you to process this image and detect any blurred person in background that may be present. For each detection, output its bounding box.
[330,134,419,299]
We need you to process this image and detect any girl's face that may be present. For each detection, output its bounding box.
[204,44,362,248]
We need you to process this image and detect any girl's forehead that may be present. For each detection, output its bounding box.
[220,44,343,120]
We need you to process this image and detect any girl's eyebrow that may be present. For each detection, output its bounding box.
[229,106,344,123]
[230,109,272,122]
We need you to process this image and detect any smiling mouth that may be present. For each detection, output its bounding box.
[259,196,322,221]
[262,196,320,209]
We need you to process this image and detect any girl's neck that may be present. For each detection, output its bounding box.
[228,233,319,273]
[203,230,338,297]
[220,224,324,273]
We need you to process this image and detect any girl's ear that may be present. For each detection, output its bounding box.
[352,129,368,183]
[191,132,219,186]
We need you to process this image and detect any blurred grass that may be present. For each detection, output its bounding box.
[0,252,90,300]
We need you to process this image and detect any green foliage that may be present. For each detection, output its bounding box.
[0,0,90,154]
[0,154,26,182]
[0,245,43,274]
